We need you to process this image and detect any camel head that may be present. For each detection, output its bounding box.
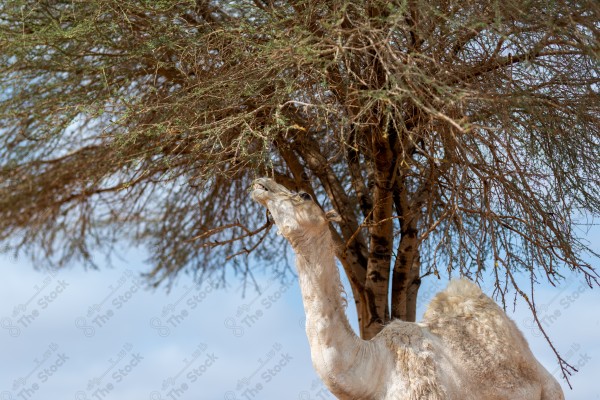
[251,177,341,242]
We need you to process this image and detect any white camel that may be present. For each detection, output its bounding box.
[251,177,564,400]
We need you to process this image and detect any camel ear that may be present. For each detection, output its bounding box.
[325,209,342,222]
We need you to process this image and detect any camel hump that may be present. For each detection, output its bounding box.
[444,278,484,298]
[423,278,495,321]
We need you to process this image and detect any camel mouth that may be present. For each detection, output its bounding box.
[251,178,273,205]
[251,178,293,201]
[253,182,268,191]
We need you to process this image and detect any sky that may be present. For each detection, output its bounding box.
[0,226,598,400]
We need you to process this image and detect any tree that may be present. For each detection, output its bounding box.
[1,0,598,382]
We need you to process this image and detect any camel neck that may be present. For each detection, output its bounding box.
[294,231,352,334]
[293,231,379,399]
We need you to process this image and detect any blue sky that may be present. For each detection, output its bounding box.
[1,225,598,400]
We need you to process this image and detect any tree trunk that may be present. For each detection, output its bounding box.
[363,128,395,339]
[391,185,421,322]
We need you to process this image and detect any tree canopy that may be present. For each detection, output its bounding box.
[1,0,599,380]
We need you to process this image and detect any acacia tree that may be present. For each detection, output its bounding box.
[1,0,599,381]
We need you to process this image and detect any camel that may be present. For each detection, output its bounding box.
[251,177,564,400]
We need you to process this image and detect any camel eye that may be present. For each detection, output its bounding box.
[298,192,312,201]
